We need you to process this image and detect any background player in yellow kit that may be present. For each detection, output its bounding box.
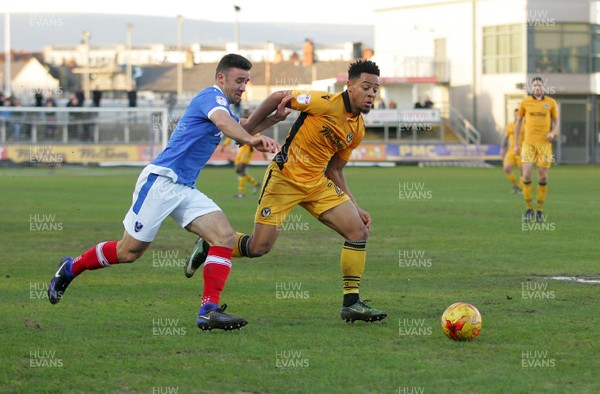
[500,108,524,194]
[186,59,387,324]
[514,77,559,223]
[223,137,261,198]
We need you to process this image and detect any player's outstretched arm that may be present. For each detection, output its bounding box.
[210,110,278,153]
[243,95,293,135]
[243,91,293,133]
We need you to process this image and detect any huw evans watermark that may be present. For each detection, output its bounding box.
[526,9,556,28]
[399,318,433,336]
[152,387,179,394]
[521,349,556,368]
[152,318,187,336]
[399,182,432,200]
[29,13,63,28]
[152,250,186,269]
[399,387,425,394]
[29,282,49,300]
[29,146,64,166]
[29,213,63,232]
[275,350,309,368]
[521,281,555,300]
[399,249,432,268]
[276,213,310,232]
[29,350,63,368]
[275,282,309,300]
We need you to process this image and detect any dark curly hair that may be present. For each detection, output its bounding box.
[348,60,380,81]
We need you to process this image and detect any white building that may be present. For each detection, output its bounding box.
[0,58,61,104]
[374,0,600,163]
[43,41,359,68]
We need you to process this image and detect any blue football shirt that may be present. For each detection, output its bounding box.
[148,85,239,187]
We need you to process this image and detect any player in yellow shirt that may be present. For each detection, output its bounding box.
[514,77,559,223]
[222,137,261,198]
[500,108,524,194]
[185,60,387,324]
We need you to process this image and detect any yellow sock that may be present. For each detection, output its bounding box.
[341,240,366,295]
[507,173,518,187]
[232,232,251,258]
[246,173,258,187]
[238,175,248,194]
[537,183,548,210]
[523,182,533,209]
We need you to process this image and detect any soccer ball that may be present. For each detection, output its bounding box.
[441,302,482,341]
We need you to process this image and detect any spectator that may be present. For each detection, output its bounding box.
[35,91,44,107]
[127,87,137,108]
[389,100,397,109]
[414,97,423,109]
[75,86,85,107]
[10,98,23,141]
[166,92,177,120]
[424,96,434,109]
[45,96,58,139]
[92,85,102,107]
[67,93,83,140]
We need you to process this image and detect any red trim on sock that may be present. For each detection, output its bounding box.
[71,241,119,276]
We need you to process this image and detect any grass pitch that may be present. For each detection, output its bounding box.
[1,164,599,393]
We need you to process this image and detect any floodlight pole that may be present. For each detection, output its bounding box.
[234,6,241,52]
[82,31,91,102]
[126,23,133,90]
[177,15,184,99]
[4,12,11,97]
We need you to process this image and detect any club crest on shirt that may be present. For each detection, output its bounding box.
[216,96,228,106]
[296,94,311,105]
[346,132,354,143]
[261,207,272,218]
[543,104,549,109]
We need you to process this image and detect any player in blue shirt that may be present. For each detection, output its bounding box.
[48,54,291,331]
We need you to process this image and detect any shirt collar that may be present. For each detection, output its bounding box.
[342,90,353,113]
[213,85,225,95]
[342,90,362,122]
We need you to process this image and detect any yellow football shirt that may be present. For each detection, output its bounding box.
[518,96,558,145]
[274,90,364,183]
[505,122,524,150]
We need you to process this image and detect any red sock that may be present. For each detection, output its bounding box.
[71,241,119,276]
[201,246,233,306]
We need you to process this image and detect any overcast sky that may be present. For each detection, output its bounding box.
[4,0,393,25]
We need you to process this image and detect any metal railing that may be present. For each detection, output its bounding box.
[0,107,169,147]
[449,107,481,145]
[362,108,446,142]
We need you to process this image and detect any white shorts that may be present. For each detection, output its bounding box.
[123,167,221,242]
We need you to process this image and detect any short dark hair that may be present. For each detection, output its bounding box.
[215,54,252,78]
[532,76,544,83]
[348,59,380,81]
